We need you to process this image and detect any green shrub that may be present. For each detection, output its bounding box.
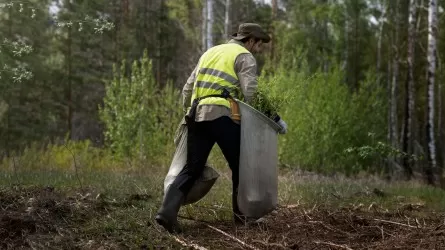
[99,50,182,164]
[260,54,387,175]
[0,140,119,173]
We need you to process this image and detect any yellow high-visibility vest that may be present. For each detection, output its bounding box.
[191,43,251,109]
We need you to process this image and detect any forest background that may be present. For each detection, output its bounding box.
[0,0,444,186]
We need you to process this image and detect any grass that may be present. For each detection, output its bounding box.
[1,147,445,249]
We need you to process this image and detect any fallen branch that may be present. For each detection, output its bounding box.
[172,236,208,250]
[374,218,418,228]
[206,225,259,250]
[314,241,353,250]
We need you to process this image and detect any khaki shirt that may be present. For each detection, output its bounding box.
[182,40,258,122]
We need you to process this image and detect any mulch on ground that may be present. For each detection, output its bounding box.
[1,186,444,250]
[178,204,445,250]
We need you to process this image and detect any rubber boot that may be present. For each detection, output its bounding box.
[232,188,246,225]
[155,185,184,234]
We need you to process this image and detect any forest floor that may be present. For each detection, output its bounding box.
[1,169,445,249]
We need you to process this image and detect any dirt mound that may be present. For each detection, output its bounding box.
[0,186,102,249]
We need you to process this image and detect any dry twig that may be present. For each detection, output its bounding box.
[206,224,259,250]
[63,144,83,189]
[374,218,418,228]
[172,236,208,250]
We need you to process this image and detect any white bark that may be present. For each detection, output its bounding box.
[439,83,442,138]
[426,0,438,180]
[391,3,400,150]
[402,0,417,178]
[342,4,348,71]
[437,83,443,145]
[386,41,392,176]
[206,0,214,49]
[224,0,231,39]
[407,0,417,125]
[202,1,207,51]
[376,1,387,72]
[271,0,278,61]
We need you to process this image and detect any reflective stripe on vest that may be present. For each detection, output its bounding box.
[191,43,250,108]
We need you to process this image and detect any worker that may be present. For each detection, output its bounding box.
[155,23,287,234]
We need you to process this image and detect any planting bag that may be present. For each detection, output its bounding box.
[163,118,220,205]
[237,100,282,219]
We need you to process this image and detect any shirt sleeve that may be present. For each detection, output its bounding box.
[182,64,198,112]
[234,53,258,104]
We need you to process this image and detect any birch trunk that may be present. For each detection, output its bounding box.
[386,42,392,178]
[425,0,438,185]
[439,84,442,141]
[376,1,387,72]
[270,0,278,61]
[402,0,417,180]
[66,0,73,140]
[202,1,207,51]
[224,0,231,39]
[390,1,400,167]
[439,83,443,181]
[206,0,214,49]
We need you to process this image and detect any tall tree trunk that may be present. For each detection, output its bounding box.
[439,83,443,184]
[157,1,164,86]
[67,26,72,140]
[113,0,120,63]
[271,0,278,61]
[390,0,400,171]
[224,0,231,39]
[439,85,442,143]
[206,0,214,49]
[322,7,329,72]
[5,7,13,155]
[376,1,387,73]
[386,41,392,178]
[342,4,348,73]
[66,0,73,140]
[402,0,417,180]
[202,1,207,51]
[425,0,438,185]
[353,3,359,90]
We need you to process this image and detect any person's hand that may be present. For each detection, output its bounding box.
[277,119,287,134]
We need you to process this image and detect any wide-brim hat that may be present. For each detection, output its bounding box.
[231,23,271,43]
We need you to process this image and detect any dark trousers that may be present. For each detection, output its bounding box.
[171,116,241,209]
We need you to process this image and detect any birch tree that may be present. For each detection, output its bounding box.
[389,0,400,171]
[270,0,278,61]
[376,0,387,73]
[425,0,438,185]
[202,0,207,51]
[206,0,214,49]
[224,0,231,39]
[402,0,417,179]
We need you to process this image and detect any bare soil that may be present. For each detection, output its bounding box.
[1,186,444,250]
